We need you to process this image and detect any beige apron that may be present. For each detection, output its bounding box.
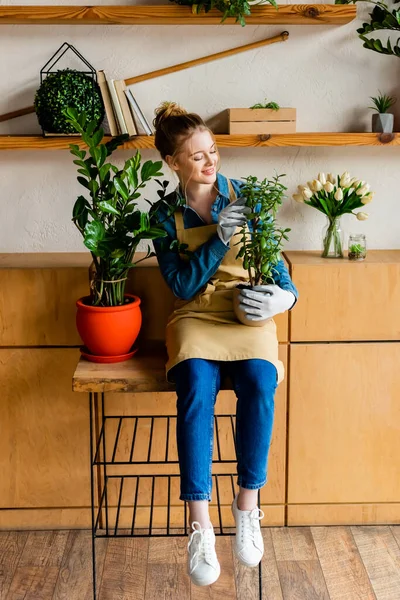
[165,180,284,384]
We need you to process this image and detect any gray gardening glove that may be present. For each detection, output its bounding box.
[238,284,296,321]
[217,198,251,246]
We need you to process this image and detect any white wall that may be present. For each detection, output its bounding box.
[1,0,399,251]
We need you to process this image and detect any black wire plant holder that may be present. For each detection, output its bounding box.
[38,42,98,137]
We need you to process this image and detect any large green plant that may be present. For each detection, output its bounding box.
[169,0,277,26]
[64,108,168,307]
[336,0,400,56]
[35,69,104,133]
[234,174,290,286]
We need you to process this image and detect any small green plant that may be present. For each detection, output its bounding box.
[64,108,168,307]
[234,174,290,286]
[369,92,396,113]
[335,0,400,58]
[169,0,277,26]
[348,242,366,260]
[35,69,104,134]
[250,99,280,110]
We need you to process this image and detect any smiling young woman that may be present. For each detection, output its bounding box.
[151,101,298,587]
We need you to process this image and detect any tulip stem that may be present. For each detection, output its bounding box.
[322,216,343,258]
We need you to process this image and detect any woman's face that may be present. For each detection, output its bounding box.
[167,129,219,186]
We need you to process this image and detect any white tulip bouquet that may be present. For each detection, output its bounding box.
[293,172,374,258]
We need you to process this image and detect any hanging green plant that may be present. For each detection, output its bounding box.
[335,0,400,57]
[34,69,104,134]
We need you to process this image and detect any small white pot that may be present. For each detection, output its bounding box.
[372,113,394,133]
[232,286,271,327]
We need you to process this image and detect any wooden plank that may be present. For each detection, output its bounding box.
[288,504,400,527]
[0,531,29,598]
[351,526,400,600]
[0,5,357,26]
[285,249,400,266]
[0,508,91,530]
[145,537,190,600]
[53,530,107,600]
[311,526,376,600]
[230,121,296,134]
[229,108,296,121]
[288,344,400,507]
[2,132,400,150]
[272,526,330,599]
[260,529,284,600]
[7,531,69,600]
[98,537,148,599]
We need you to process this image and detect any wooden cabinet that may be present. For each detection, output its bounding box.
[285,250,400,525]
[287,343,400,525]
[1,251,399,528]
[287,250,400,342]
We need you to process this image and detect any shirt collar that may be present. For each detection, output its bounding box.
[175,172,230,204]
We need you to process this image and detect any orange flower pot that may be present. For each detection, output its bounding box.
[76,294,142,360]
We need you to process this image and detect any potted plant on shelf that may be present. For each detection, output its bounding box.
[64,108,167,363]
[293,172,374,258]
[232,173,290,326]
[169,0,277,26]
[369,91,396,133]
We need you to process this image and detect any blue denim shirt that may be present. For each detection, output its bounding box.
[152,172,298,303]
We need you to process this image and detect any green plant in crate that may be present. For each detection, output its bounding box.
[234,174,290,286]
[64,108,168,307]
[250,99,280,110]
[169,0,277,26]
[34,69,104,134]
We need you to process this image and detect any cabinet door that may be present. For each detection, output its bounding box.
[286,251,400,342]
[0,348,90,528]
[288,343,400,508]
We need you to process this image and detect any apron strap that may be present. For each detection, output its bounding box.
[227,179,238,204]
[174,209,184,232]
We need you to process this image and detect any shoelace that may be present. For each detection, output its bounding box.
[188,521,216,573]
[240,507,265,546]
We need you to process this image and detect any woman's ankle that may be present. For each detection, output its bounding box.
[237,487,259,511]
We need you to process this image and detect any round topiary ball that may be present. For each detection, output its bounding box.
[34,69,105,134]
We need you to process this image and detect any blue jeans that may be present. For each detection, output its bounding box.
[171,358,278,502]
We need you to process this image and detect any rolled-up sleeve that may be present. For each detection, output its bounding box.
[273,259,298,309]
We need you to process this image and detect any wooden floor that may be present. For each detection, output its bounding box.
[1,525,400,599]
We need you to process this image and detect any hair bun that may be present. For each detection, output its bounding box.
[153,101,187,130]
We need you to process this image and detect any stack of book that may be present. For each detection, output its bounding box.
[97,70,153,137]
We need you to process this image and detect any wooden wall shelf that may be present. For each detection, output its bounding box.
[0,5,356,26]
[1,133,399,150]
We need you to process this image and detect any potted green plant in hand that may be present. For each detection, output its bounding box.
[232,174,290,327]
[64,108,167,362]
[369,92,396,133]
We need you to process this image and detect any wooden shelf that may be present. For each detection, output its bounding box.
[0,5,356,26]
[1,133,399,150]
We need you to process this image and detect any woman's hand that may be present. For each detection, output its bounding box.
[238,285,296,321]
[217,198,250,245]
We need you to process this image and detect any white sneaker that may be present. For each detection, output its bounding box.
[187,521,221,586]
[231,494,265,567]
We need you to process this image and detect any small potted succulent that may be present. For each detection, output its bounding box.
[64,108,167,362]
[369,92,396,133]
[232,174,290,327]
